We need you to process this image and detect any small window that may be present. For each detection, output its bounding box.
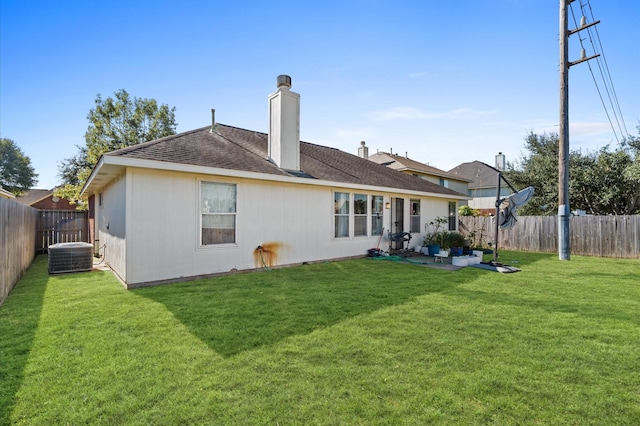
[98,192,103,206]
[410,199,420,233]
[371,195,383,236]
[334,192,349,238]
[201,182,236,245]
[354,194,367,236]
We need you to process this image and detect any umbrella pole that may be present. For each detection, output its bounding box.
[493,172,502,263]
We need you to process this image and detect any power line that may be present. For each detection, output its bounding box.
[568,1,629,144]
[583,0,629,138]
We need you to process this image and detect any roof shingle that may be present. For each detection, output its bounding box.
[106,124,466,197]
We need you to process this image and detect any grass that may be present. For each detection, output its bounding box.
[0,252,639,425]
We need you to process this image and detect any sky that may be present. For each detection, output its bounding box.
[1,0,638,190]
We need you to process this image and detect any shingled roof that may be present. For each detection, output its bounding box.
[368,151,472,183]
[447,161,501,189]
[96,123,466,198]
[14,188,53,205]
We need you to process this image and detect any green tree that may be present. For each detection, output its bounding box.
[505,132,560,215]
[622,122,640,185]
[56,89,177,207]
[505,130,640,215]
[0,138,38,195]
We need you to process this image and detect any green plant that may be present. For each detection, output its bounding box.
[458,205,479,216]
[442,231,466,249]
[423,216,449,246]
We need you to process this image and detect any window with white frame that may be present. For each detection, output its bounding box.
[334,192,349,238]
[371,195,383,236]
[200,181,236,245]
[410,199,420,233]
[354,193,367,236]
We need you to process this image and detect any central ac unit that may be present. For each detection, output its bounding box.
[48,242,93,274]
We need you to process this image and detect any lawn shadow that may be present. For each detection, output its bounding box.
[0,255,49,425]
[134,259,458,358]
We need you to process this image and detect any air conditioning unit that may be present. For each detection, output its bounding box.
[48,242,94,274]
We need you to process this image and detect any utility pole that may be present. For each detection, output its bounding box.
[558,0,599,260]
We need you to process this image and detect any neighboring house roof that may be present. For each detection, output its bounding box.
[0,187,15,198]
[14,189,53,205]
[368,152,472,183]
[447,161,502,189]
[82,124,469,200]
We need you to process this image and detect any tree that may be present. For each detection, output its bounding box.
[56,89,177,207]
[0,138,38,195]
[622,122,640,185]
[505,129,640,216]
[505,132,561,215]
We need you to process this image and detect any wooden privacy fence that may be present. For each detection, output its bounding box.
[1,197,38,306]
[459,215,640,259]
[37,210,89,252]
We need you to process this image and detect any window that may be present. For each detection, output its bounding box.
[334,192,349,238]
[439,178,450,188]
[448,201,457,231]
[354,194,367,236]
[201,182,236,245]
[98,192,103,206]
[410,199,420,232]
[371,195,383,236]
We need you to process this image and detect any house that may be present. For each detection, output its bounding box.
[81,75,469,288]
[0,187,15,199]
[15,188,76,210]
[365,149,472,229]
[447,154,511,215]
[15,188,87,251]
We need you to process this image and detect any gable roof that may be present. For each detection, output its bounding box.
[82,124,468,199]
[447,161,501,189]
[0,187,16,199]
[14,188,53,205]
[368,152,472,183]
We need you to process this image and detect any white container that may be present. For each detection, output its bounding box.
[473,250,484,260]
[452,256,469,267]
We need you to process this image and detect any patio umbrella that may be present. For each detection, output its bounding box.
[479,171,535,273]
[497,186,535,229]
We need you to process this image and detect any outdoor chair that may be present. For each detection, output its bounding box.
[388,231,412,255]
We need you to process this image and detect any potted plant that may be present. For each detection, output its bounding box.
[423,216,449,256]
[445,232,466,256]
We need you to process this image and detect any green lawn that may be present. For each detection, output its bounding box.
[1,252,638,425]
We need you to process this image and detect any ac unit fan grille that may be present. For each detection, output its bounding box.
[48,242,93,274]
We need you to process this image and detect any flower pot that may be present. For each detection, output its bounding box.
[426,244,440,256]
[451,247,463,256]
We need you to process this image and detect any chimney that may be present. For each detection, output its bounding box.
[495,152,505,171]
[268,75,300,170]
[358,141,369,159]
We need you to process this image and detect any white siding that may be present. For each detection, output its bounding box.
[98,173,127,282]
[119,168,452,285]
